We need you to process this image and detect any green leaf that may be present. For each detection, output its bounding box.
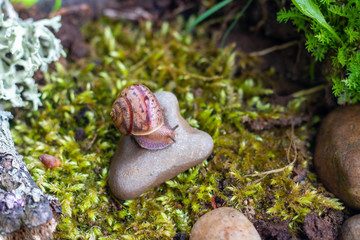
[292,0,342,42]
[53,0,62,11]
[67,183,85,192]
[220,0,253,47]
[10,0,38,7]
[183,0,233,41]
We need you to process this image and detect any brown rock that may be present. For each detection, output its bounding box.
[108,91,213,200]
[314,104,360,209]
[340,214,360,240]
[189,207,261,240]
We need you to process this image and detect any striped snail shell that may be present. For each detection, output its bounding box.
[111,84,177,150]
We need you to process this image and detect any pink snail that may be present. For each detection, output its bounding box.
[111,84,178,150]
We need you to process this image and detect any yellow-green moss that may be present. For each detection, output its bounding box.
[11,17,342,239]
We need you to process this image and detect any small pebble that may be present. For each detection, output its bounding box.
[314,105,360,209]
[189,207,261,240]
[340,214,360,240]
[108,91,214,200]
[38,154,61,169]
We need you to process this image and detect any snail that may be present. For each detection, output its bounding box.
[111,84,178,150]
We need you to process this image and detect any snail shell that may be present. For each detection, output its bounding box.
[111,84,177,150]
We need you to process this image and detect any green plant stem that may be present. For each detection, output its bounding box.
[220,0,253,48]
[182,0,233,41]
[53,0,62,11]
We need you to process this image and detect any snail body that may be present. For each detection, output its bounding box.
[111,84,177,150]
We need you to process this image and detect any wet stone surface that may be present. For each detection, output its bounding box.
[108,91,214,200]
[189,207,261,240]
[314,104,360,209]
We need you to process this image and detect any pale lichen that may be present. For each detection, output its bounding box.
[0,0,64,110]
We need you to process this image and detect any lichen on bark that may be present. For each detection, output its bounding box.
[0,111,61,237]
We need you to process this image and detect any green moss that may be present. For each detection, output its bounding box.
[11,17,342,239]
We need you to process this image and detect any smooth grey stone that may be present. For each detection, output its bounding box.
[189,207,261,240]
[109,91,214,200]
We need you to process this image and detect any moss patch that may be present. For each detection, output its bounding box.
[11,18,343,239]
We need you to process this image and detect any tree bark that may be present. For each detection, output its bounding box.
[0,112,61,240]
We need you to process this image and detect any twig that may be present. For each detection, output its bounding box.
[250,0,267,32]
[166,66,225,81]
[87,133,98,151]
[245,158,297,177]
[245,125,297,177]
[248,40,298,57]
[291,84,327,98]
[162,3,197,20]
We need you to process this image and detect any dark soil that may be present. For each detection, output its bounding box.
[243,115,309,131]
[15,2,91,61]
[173,232,187,240]
[254,219,298,240]
[304,210,344,240]
[254,209,344,240]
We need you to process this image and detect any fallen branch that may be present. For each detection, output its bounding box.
[0,112,61,239]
